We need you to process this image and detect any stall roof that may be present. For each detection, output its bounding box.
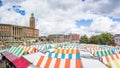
[5,53,18,61]
[33,55,82,68]
[81,57,108,68]
[0,49,8,53]
[12,57,30,68]
[2,51,12,56]
[2,51,19,62]
[23,52,45,63]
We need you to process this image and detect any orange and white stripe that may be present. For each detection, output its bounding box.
[101,53,120,68]
[28,47,37,54]
[54,49,79,54]
[34,55,82,68]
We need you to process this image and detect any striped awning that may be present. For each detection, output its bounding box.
[46,52,80,59]
[8,46,37,56]
[2,51,18,62]
[33,55,82,68]
[54,49,79,54]
[8,47,24,57]
[5,53,18,61]
[23,52,45,63]
[2,51,11,56]
[2,51,30,68]
[101,53,120,68]
[94,49,115,57]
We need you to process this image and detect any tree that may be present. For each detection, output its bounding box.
[89,35,99,44]
[80,35,89,43]
[89,32,114,45]
[99,33,114,45]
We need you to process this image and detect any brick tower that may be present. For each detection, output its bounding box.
[30,13,35,29]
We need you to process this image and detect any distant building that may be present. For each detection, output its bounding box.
[71,34,80,43]
[114,34,120,45]
[39,36,48,41]
[0,13,39,47]
[64,35,71,42]
[48,34,64,43]
[48,34,80,43]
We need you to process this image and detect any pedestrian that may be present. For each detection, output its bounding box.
[0,53,2,63]
[5,60,10,68]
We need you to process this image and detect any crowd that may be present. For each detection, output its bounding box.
[0,53,15,68]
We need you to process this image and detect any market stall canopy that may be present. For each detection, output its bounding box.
[33,55,82,68]
[23,52,45,63]
[8,47,24,56]
[45,52,80,59]
[81,58,108,68]
[0,49,8,53]
[101,53,120,68]
[12,57,30,68]
[5,53,18,62]
[2,51,11,56]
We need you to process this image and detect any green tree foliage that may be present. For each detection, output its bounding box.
[99,33,114,45]
[80,35,89,43]
[89,35,99,44]
[89,32,114,45]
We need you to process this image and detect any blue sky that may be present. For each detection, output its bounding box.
[0,0,120,36]
[76,19,93,27]
[109,17,120,22]
[0,0,3,7]
[12,5,26,16]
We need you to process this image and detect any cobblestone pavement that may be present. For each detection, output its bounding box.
[0,61,6,68]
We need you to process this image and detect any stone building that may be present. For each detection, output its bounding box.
[48,34,64,43]
[48,34,80,43]
[0,13,39,47]
[114,34,120,45]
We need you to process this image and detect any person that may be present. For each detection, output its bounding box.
[0,53,2,63]
[9,62,13,68]
[5,60,10,68]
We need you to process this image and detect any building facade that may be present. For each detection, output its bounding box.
[48,34,80,43]
[48,34,64,43]
[0,13,39,47]
[71,34,80,43]
[114,34,120,45]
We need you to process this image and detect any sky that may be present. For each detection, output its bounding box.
[0,0,120,37]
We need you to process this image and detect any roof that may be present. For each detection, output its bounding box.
[23,52,44,63]
[0,23,38,30]
[114,34,120,37]
[0,49,8,53]
[81,58,107,68]
[12,57,30,68]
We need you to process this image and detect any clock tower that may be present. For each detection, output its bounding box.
[30,13,35,29]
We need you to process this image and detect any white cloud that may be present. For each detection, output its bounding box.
[90,16,112,32]
[0,0,120,37]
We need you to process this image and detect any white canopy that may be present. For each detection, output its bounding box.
[81,58,107,68]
